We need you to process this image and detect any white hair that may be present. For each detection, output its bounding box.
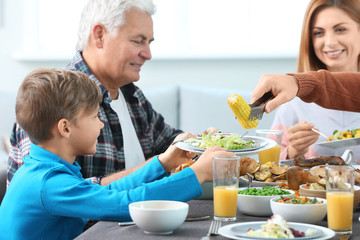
[76,0,156,51]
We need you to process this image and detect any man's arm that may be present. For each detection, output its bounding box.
[99,160,150,185]
[7,123,31,187]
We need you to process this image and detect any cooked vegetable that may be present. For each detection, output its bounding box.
[239,157,260,176]
[270,165,290,175]
[227,94,258,129]
[327,128,360,141]
[254,169,272,181]
[308,183,325,190]
[276,195,323,204]
[238,186,291,196]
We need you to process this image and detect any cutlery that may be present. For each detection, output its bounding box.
[248,91,274,121]
[246,173,253,188]
[240,131,249,139]
[201,220,221,240]
[185,215,210,221]
[118,215,211,226]
[118,221,136,226]
[311,128,328,139]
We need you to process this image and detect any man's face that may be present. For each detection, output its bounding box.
[99,9,154,88]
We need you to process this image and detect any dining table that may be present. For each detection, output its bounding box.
[75,198,360,240]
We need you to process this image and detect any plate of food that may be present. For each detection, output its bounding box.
[317,129,360,148]
[219,215,335,240]
[176,134,274,155]
[239,157,289,187]
[317,137,360,148]
[239,176,281,187]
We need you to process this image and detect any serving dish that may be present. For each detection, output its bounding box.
[317,137,360,148]
[239,176,281,187]
[237,187,295,216]
[299,184,360,209]
[270,197,327,224]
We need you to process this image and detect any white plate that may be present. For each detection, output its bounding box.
[219,222,335,240]
[352,164,360,170]
[230,222,322,239]
[239,176,280,187]
[176,136,276,155]
[317,137,360,148]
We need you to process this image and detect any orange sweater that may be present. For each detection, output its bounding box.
[288,70,360,113]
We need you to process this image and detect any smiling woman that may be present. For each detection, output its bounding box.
[311,7,360,72]
[270,0,360,164]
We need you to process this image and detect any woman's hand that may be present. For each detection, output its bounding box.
[251,74,299,113]
[287,121,319,159]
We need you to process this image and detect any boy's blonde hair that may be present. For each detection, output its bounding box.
[16,68,102,144]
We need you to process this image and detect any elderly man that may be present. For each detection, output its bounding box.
[8,0,182,186]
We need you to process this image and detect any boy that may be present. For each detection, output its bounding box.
[0,69,227,239]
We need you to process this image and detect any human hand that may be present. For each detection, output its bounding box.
[158,132,197,172]
[190,146,231,183]
[251,74,299,113]
[287,121,319,159]
[203,126,219,135]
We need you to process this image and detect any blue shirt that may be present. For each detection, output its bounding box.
[0,144,202,240]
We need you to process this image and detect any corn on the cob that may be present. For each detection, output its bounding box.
[227,94,258,129]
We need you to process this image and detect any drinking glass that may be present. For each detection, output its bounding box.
[326,165,354,236]
[255,129,283,165]
[213,155,240,221]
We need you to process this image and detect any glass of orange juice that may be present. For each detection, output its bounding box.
[326,165,354,236]
[213,155,240,221]
[255,130,283,165]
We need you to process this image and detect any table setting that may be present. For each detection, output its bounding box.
[75,131,360,240]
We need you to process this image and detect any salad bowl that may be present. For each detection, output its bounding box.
[270,197,327,224]
[237,187,295,216]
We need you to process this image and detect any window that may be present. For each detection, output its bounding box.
[14,0,310,60]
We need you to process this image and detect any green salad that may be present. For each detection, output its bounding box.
[185,133,256,150]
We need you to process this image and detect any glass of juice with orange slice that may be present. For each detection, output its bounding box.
[213,155,240,221]
[326,165,354,236]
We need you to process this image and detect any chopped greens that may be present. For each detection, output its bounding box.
[185,133,256,150]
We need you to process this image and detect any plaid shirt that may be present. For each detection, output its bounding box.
[7,51,182,185]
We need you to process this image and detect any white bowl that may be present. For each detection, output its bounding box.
[270,197,327,224]
[237,187,294,216]
[129,200,188,234]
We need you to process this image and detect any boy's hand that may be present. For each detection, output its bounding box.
[158,132,197,172]
[190,146,233,183]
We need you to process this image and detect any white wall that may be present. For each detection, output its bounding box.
[0,0,298,93]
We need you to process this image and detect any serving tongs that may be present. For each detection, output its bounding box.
[248,91,274,121]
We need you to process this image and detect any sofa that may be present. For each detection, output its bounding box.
[143,84,276,134]
[0,85,276,203]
